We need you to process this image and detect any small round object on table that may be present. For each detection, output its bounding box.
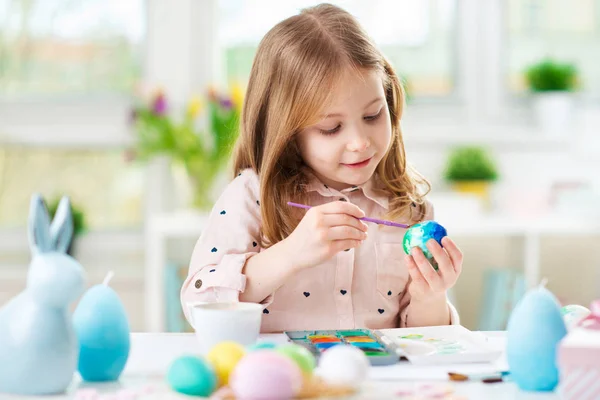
[561,304,591,331]
[316,345,369,388]
[206,341,246,386]
[276,343,317,375]
[230,350,302,400]
[247,341,278,351]
[403,220,448,269]
[166,355,216,397]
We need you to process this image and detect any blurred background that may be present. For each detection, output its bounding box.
[1,0,599,332]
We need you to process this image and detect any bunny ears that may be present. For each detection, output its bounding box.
[28,194,74,255]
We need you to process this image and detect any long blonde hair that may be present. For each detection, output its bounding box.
[232,3,430,247]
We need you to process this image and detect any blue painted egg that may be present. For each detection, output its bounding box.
[167,355,217,397]
[73,273,130,382]
[403,221,448,269]
[506,286,567,391]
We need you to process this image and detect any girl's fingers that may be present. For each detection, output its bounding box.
[405,254,429,292]
[426,239,455,282]
[327,226,367,241]
[318,201,365,219]
[411,246,444,292]
[441,237,463,275]
[322,213,368,232]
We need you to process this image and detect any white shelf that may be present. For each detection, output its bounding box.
[147,210,210,237]
[444,214,600,236]
[144,209,600,331]
[147,209,600,237]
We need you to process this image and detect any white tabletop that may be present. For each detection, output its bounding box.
[4,332,559,400]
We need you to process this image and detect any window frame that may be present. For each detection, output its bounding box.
[0,0,585,260]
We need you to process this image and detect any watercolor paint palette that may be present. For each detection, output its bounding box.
[376,325,502,365]
[283,329,401,366]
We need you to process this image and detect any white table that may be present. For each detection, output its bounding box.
[4,332,559,400]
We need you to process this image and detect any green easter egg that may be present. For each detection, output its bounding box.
[166,355,216,397]
[276,344,316,374]
[403,220,448,270]
[247,342,278,351]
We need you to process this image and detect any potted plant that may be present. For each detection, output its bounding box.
[443,146,499,205]
[525,59,578,136]
[130,86,242,209]
[47,197,87,256]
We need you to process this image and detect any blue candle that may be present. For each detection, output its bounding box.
[506,281,567,391]
[73,271,131,381]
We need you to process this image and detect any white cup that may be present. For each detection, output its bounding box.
[186,302,263,354]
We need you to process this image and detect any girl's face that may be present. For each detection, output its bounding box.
[297,68,392,191]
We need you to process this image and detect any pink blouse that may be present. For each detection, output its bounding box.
[181,169,459,332]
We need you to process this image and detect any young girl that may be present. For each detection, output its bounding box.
[181,3,462,332]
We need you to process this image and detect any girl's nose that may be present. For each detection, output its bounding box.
[346,129,370,152]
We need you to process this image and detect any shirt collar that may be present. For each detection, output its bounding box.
[304,169,390,210]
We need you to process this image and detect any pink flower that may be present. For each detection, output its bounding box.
[152,92,167,115]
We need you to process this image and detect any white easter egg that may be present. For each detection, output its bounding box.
[316,345,369,388]
[561,304,591,331]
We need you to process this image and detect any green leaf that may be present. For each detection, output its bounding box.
[525,59,578,92]
[443,146,499,182]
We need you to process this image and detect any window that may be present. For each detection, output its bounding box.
[0,0,145,99]
[0,1,146,231]
[506,0,600,98]
[0,147,144,230]
[218,0,458,99]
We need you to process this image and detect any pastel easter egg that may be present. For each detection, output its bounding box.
[276,344,316,375]
[507,286,567,391]
[230,351,302,400]
[560,304,591,331]
[403,221,447,269]
[206,341,246,386]
[247,341,278,351]
[166,355,216,397]
[316,345,369,388]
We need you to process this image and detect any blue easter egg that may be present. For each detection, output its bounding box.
[73,283,130,382]
[247,342,278,351]
[167,355,216,397]
[403,221,447,269]
[506,286,567,391]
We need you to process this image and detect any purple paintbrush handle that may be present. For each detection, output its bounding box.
[360,216,409,228]
[287,202,311,210]
[286,202,409,228]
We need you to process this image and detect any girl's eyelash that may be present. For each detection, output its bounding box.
[318,109,381,135]
[364,110,382,121]
[319,125,341,135]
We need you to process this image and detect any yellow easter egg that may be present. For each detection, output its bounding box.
[206,342,246,386]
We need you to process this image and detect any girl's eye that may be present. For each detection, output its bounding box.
[364,110,382,121]
[319,124,341,135]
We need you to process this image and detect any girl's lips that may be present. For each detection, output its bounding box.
[342,157,372,168]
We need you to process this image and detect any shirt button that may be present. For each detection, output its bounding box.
[195,279,203,289]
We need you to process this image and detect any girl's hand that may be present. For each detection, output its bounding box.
[405,236,463,303]
[284,201,368,270]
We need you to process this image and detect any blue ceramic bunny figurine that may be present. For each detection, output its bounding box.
[0,194,85,395]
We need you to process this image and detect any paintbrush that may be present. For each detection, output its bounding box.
[287,202,410,228]
[448,371,510,384]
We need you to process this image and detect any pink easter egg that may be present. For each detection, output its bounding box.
[229,350,302,400]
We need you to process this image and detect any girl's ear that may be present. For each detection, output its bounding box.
[49,196,74,254]
[28,194,52,255]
